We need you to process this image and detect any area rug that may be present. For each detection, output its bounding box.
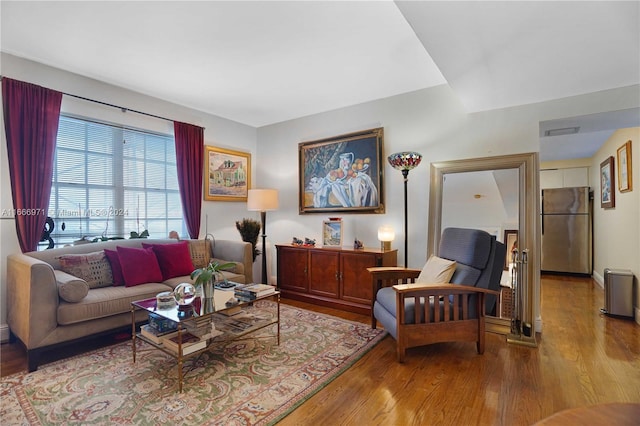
[1,301,385,425]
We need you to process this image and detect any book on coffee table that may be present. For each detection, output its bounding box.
[161,331,207,356]
[234,283,276,300]
[140,324,175,345]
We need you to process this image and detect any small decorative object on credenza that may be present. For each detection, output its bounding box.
[304,238,316,247]
[354,238,363,249]
[292,237,304,246]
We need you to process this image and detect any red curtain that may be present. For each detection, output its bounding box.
[2,78,62,252]
[174,121,203,239]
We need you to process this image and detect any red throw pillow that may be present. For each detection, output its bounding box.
[116,246,163,287]
[143,241,195,280]
[104,249,125,286]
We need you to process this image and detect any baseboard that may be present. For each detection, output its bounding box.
[1,324,10,343]
[592,270,604,288]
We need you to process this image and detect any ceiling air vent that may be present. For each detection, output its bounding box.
[544,126,580,137]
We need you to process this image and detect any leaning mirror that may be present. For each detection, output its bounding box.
[428,153,539,346]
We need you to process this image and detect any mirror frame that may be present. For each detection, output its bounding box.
[428,152,539,346]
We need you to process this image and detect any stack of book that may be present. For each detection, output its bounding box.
[161,331,207,356]
[140,324,175,345]
[184,315,215,341]
[234,283,276,301]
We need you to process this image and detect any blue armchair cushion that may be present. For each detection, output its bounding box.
[439,228,492,270]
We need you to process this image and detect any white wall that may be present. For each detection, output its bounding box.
[591,128,640,323]
[0,54,258,339]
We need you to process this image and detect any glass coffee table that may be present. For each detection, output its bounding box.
[131,286,280,392]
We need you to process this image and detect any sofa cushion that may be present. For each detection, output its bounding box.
[143,241,195,280]
[117,246,163,287]
[57,251,113,289]
[416,255,457,284]
[57,283,173,325]
[104,249,125,286]
[54,270,90,303]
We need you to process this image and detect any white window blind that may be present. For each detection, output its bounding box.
[43,115,185,248]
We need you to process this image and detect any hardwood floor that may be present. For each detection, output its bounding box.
[2,275,639,425]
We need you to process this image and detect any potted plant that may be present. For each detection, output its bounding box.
[190,260,236,298]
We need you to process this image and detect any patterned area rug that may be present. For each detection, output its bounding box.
[1,301,385,425]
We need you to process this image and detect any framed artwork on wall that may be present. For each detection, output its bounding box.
[600,156,615,209]
[204,146,251,202]
[503,229,518,270]
[617,140,632,193]
[299,128,384,214]
[322,220,343,247]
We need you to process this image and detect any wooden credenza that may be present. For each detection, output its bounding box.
[276,244,397,315]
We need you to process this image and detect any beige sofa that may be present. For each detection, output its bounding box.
[6,238,253,371]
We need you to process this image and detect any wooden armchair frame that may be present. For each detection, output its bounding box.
[368,267,499,362]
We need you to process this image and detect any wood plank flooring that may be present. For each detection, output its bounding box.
[2,275,639,425]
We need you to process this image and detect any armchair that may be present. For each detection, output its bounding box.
[368,227,505,362]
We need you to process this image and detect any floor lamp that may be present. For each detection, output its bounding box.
[247,189,279,284]
[388,152,422,267]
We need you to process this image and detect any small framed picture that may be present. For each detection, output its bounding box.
[322,220,343,247]
[204,146,251,202]
[600,156,615,209]
[503,229,518,270]
[617,140,632,193]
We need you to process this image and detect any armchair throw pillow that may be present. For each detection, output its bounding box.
[416,255,457,284]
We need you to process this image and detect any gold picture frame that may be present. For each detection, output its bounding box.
[600,156,615,209]
[204,146,251,202]
[299,128,384,214]
[617,140,632,193]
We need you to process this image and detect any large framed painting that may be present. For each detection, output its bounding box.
[600,156,615,209]
[617,140,632,193]
[299,127,384,214]
[204,146,251,202]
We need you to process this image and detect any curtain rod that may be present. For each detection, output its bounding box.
[1,75,204,129]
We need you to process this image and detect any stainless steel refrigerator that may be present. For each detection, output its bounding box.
[541,187,592,274]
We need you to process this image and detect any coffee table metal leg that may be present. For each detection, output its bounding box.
[131,306,136,363]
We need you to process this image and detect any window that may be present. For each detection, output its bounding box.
[43,115,185,248]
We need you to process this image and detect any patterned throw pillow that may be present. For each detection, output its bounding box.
[57,251,114,289]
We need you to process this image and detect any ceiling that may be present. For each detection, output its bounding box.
[1,1,639,160]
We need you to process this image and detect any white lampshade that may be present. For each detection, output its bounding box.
[378,225,395,242]
[378,225,395,251]
[247,189,279,211]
